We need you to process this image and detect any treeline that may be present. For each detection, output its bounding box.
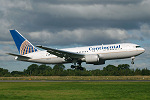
[0,64,150,77]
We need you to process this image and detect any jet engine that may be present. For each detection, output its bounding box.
[84,54,105,65]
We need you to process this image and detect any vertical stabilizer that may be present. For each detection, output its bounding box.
[10,30,38,55]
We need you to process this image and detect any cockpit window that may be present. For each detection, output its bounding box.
[136,46,141,48]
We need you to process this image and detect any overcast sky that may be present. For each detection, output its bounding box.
[0,0,150,71]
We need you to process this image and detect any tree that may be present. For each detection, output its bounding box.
[134,68,142,75]
[2,63,150,77]
[38,65,52,76]
[27,64,38,71]
[25,64,39,75]
[53,64,65,71]
[117,64,132,76]
[118,64,130,70]
[0,68,11,76]
[11,71,24,76]
[103,65,118,76]
[141,68,150,75]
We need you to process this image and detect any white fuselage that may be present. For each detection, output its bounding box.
[17,43,145,64]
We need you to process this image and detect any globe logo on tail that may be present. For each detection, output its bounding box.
[20,40,38,55]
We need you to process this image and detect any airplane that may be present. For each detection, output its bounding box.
[7,30,145,70]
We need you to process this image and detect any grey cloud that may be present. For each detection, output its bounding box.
[128,23,150,40]
[0,19,12,41]
[140,24,150,37]
[0,45,16,61]
[23,0,150,32]
[0,0,149,46]
[28,28,130,46]
[31,0,142,5]
[34,3,150,20]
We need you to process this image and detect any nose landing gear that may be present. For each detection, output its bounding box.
[131,57,135,64]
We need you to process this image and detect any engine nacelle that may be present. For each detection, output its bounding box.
[85,54,99,63]
[84,54,105,65]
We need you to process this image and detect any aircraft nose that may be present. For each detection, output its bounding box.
[141,48,145,53]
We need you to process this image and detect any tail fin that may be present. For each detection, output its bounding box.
[10,30,38,55]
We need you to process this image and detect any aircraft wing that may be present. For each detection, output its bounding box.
[36,45,84,60]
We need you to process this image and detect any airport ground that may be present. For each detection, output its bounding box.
[0,76,150,81]
[0,76,150,99]
[0,81,150,100]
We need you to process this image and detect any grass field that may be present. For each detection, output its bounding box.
[0,82,150,100]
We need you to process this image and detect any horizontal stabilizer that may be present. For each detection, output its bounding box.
[6,53,31,59]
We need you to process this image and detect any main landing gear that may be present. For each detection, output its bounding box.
[71,62,84,70]
[131,57,135,64]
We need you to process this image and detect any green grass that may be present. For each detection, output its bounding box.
[0,82,150,100]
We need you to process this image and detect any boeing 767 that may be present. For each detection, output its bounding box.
[7,30,145,70]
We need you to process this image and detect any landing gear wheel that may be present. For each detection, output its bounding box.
[71,65,84,70]
[71,61,83,70]
[131,61,134,64]
[131,57,135,65]
[71,65,75,68]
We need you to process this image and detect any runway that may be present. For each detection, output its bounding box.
[0,80,150,82]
